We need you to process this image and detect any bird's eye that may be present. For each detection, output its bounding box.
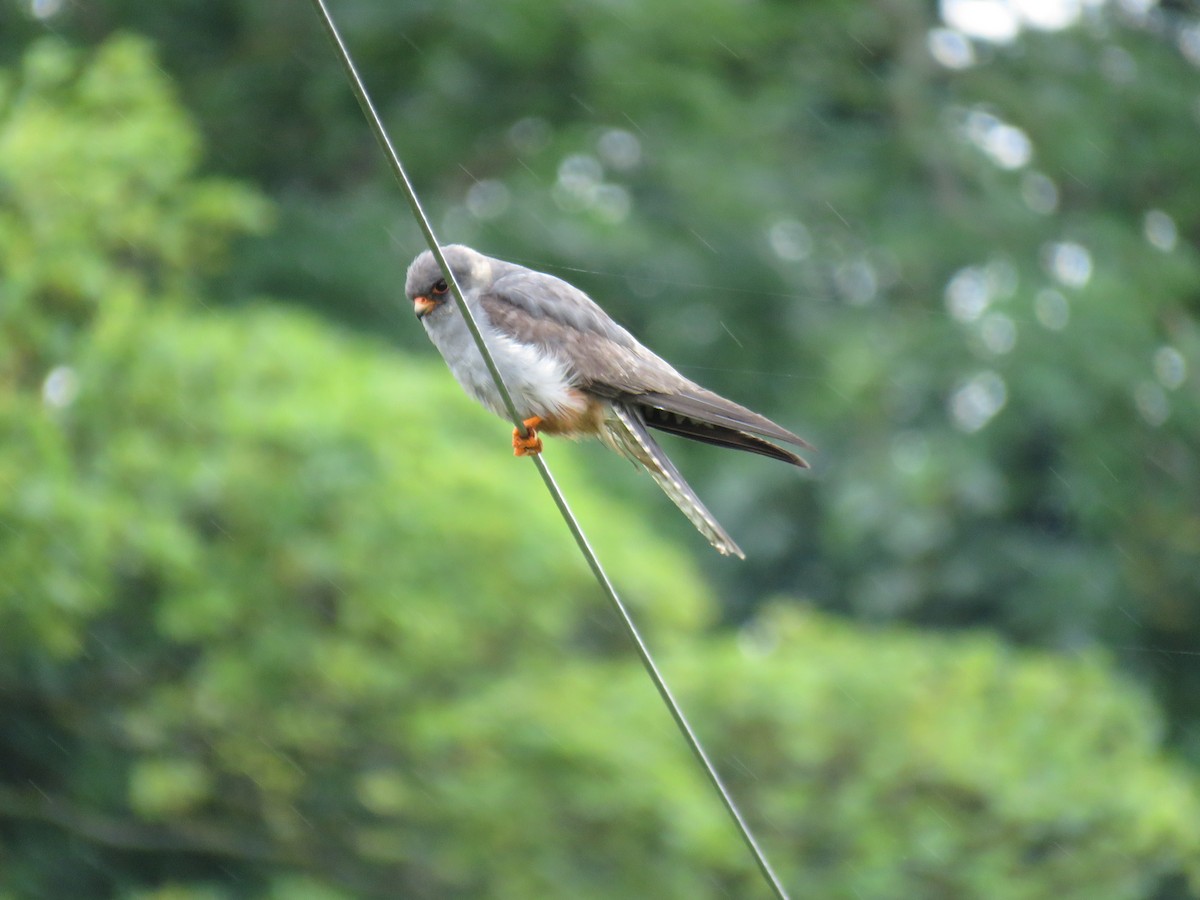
[432,279,448,295]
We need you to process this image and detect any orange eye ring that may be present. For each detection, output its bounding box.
[432,279,448,295]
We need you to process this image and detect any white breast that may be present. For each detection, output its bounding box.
[423,300,584,422]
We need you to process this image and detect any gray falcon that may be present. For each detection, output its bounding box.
[405,244,809,558]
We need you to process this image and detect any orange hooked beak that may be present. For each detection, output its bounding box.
[413,295,437,319]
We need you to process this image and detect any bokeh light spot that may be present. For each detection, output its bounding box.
[42,366,79,408]
[950,370,1008,432]
[1143,209,1177,252]
[1021,171,1059,215]
[1153,346,1186,390]
[927,28,976,69]
[1034,288,1069,330]
[1044,241,1092,288]
[767,219,813,262]
[465,179,510,220]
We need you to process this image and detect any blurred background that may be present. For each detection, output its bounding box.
[2,0,1200,896]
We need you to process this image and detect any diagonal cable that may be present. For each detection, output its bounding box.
[308,3,790,897]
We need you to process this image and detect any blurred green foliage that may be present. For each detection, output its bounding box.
[2,6,1200,899]
[0,35,270,386]
[0,295,713,895]
[13,1,1195,742]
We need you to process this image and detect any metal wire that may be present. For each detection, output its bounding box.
[308,3,791,896]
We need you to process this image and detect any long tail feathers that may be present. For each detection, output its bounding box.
[605,404,745,559]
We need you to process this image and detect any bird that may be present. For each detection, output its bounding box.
[405,244,810,558]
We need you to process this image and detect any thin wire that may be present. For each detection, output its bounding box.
[308,3,790,897]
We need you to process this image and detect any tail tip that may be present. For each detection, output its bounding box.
[715,540,746,560]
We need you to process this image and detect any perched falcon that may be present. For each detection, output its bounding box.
[405,245,809,558]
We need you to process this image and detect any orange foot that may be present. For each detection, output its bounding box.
[513,416,544,456]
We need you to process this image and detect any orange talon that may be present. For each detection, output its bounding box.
[513,416,544,456]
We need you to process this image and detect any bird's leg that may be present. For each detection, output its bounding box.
[513,416,544,456]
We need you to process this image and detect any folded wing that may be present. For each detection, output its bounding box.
[480,276,809,467]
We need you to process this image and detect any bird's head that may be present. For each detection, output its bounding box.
[405,244,492,321]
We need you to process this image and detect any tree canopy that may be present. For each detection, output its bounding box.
[3,3,1200,897]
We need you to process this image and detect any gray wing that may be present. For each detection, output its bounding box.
[481,269,690,395]
[481,269,810,467]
